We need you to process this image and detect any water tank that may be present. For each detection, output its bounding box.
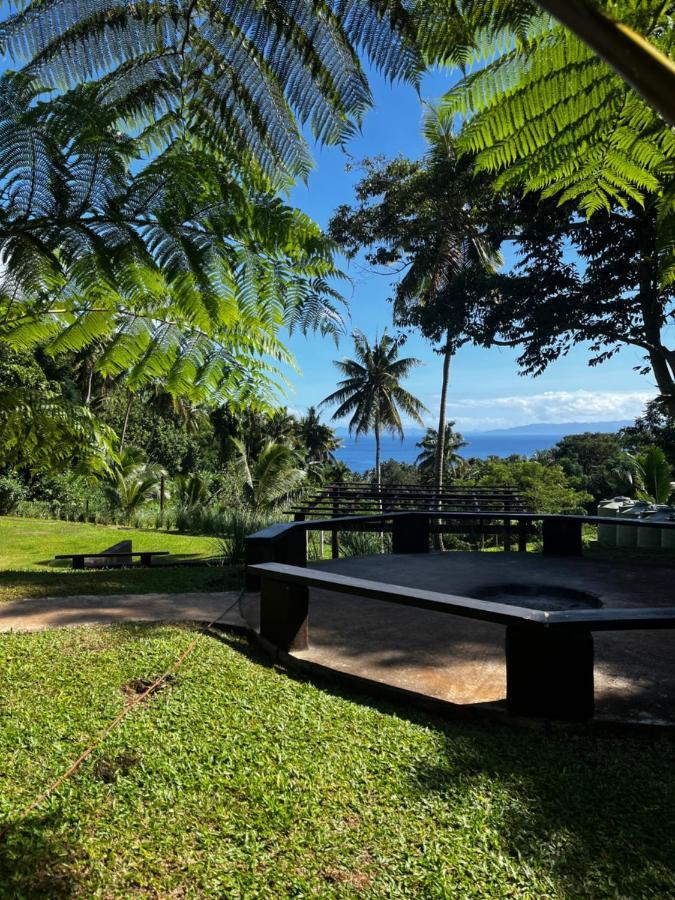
[616,501,653,548]
[645,509,675,550]
[597,497,632,547]
[636,505,670,549]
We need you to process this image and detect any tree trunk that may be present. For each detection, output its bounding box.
[434,334,453,492]
[374,420,384,551]
[120,396,132,450]
[433,335,453,551]
[374,420,381,489]
[637,205,675,418]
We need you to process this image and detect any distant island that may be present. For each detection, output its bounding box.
[480,420,633,436]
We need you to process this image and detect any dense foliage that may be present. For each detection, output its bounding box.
[426,1,674,282]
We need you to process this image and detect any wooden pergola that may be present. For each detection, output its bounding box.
[287,483,528,557]
[289,482,527,520]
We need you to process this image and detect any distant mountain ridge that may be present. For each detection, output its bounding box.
[481,420,632,436]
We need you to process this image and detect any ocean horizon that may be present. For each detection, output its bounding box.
[335,432,559,473]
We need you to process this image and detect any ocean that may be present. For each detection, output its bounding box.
[334,432,559,473]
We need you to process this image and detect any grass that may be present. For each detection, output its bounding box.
[0,623,673,897]
[0,517,242,602]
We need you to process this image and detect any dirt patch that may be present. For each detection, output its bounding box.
[322,852,374,891]
[93,753,141,783]
[121,674,177,701]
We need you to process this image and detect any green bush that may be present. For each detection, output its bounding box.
[339,530,391,558]
[0,474,27,514]
[217,509,278,564]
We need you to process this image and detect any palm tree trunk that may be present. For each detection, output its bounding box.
[434,334,453,492]
[433,335,453,552]
[120,396,132,450]
[374,419,383,551]
[374,421,381,489]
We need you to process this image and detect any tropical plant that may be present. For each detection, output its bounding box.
[217,509,278,565]
[0,386,115,475]
[173,474,212,510]
[620,401,675,466]
[0,473,27,515]
[338,530,391,558]
[484,190,675,417]
[416,424,467,482]
[298,407,341,465]
[464,456,592,514]
[425,3,674,238]
[621,446,674,504]
[100,446,165,522]
[231,438,306,513]
[0,2,422,181]
[541,432,627,508]
[0,80,346,410]
[320,331,427,487]
[330,116,504,489]
[324,460,354,484]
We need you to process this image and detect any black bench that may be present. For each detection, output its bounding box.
[248,561,675,723]
[55,550,169,569]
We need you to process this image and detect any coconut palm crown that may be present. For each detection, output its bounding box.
[320,330,427,486]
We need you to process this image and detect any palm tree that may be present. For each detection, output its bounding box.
[396,110,502,493]
[320,331,427,488]
[231,439,307,514]
[298,407,341,466]
[101,447,165,522]
[416,424,467,484]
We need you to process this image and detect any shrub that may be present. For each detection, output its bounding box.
[217,509,278,564]
[0,474,27,514]
[339,530,391,558]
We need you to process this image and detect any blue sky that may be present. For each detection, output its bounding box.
[283,67,656,432]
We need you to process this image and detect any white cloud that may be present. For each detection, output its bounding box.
[446,389,653,431]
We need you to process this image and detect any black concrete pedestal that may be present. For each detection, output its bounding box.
[505,626,594,721]
[392,515,430,554]
[260,578,309,651]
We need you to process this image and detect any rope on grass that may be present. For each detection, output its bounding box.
[0,588,247,840]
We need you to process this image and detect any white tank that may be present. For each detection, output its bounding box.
[597,497,632,547]
[636,505,670,549]
[644,509,675,550]
[616,501,653,548]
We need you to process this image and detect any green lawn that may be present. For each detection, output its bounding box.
[0,624,673,898]
[0,517,241,602]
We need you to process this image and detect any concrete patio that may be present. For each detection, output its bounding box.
[242,552,675,725]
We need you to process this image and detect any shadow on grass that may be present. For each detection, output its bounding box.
[207,628,675,895]
[0,814,81,898]
[411,725,675,895]
[0,566,242,601]
[35,552,219,569]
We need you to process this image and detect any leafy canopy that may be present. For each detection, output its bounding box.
[0,0,423,181]
[424,1,675,284]
[0,74,346,407]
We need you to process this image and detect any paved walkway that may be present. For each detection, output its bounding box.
[0,591,247,632]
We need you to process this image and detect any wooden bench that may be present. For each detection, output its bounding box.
[248,561,675,723]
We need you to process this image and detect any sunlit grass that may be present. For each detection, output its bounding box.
[0,517,241,602]
[0,623,673,897]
